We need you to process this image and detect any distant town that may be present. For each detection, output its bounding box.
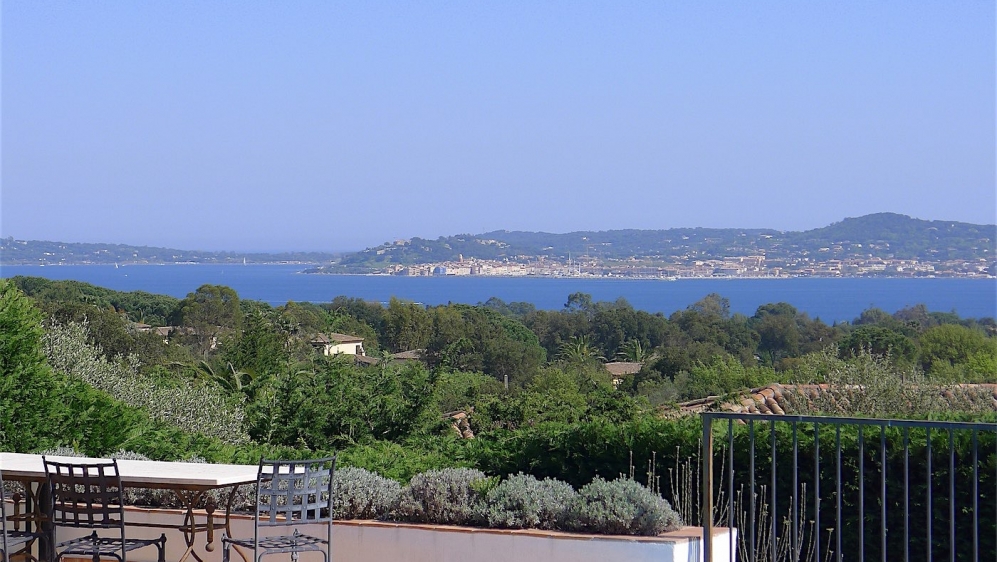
[341,252,991,279]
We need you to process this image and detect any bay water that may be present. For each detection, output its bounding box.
[1,264,995,323]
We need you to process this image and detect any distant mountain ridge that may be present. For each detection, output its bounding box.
[3,213,994,267]
[0,238,341,266]
[334,213,995,269]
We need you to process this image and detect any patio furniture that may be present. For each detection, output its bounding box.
[1,468,43,562]
[43,457,167,562]
[221,456,336,562]
[2,452,262,562]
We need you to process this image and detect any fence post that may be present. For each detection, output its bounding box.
[702,414,714,562]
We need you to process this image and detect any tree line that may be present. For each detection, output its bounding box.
[2,275,995,481]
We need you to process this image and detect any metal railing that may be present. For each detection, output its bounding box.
[701,413,997,562]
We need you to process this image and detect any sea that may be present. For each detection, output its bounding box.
[1,264,995,323]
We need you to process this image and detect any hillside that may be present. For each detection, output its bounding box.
[332,213,995,269]
[777,213,995,260]
[4,214,994,270]
[0,238,340,266]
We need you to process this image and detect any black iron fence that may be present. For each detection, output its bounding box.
[701,413,997,562]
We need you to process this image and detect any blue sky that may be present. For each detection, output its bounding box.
[2,1,994,252]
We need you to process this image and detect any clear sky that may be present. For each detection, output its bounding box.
[2,1,994,252]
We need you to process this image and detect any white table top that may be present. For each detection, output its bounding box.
[0,452,261,489]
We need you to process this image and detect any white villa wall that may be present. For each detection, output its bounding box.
[320,342,363,356]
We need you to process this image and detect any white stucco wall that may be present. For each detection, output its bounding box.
[53,508,736,562]
[321,342,363,356]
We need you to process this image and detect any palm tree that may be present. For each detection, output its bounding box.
[557,335,605,364]
[195,360,255,394]
[616,339,650,363]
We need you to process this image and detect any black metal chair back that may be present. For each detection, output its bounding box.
[43,458,125,530]
[42,456,166,562]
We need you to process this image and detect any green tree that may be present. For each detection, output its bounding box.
[752,303,801,366]
[518,369,589,425]
[557,335,605,365]
[174,284,242,354]
[432,371,505,414]
[425,305,545,385]
[564,292,595,316]
[264,357,435,448]
[223,309,290,380]
[919,324,996,376]
[673,354,773,400]
[838,325,917,364]
[384,298,431,352]
[0,279,66,451]
[616,339,650,363]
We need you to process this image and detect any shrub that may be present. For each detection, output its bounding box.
[337,437,472,483]
[391,468,487,526]
[566,477,681,536]
[485,473,575,530]
[333,467,401,520]
[0,280,66,453]
[43,321,248,444]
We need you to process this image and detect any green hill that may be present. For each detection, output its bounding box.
[0,238,340,266]
[331,213,994,269]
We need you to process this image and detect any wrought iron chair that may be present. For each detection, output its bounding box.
[1,469,43,562]
[222,456,336,562]
[42,457,166,562]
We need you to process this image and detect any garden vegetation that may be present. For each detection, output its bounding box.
[2,277,995,536]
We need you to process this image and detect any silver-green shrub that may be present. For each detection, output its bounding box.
[43,321,248,444]
[333,467,401,520]
[485,473,576,530]
[391,468,487,526]
[566,477,681,536]
[786,348,995,417]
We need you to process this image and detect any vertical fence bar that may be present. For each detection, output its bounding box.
[971,429,978,562]
[881,425,886,562]
[814,422,820,562]
[728,419,734,562]
[750,419,756,562]
[859,425,865,562]
[703,415,714,562]
[904,427,909,562]
[696,415,994,562]
[948,429,955,562]
[771,420,777,562]
[927,427,932,562]
[792,421,799,562]
[836,425,842,562]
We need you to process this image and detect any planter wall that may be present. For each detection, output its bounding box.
[54,506,737,562]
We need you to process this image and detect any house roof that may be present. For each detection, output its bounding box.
[604,362,643,377]
[310,332,365,345]
[354,355,380,366]
[391,349,425,361]
[329,332,364,343]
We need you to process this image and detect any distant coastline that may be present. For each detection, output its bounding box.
[4,213,994,279]
[2,264,994,321]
